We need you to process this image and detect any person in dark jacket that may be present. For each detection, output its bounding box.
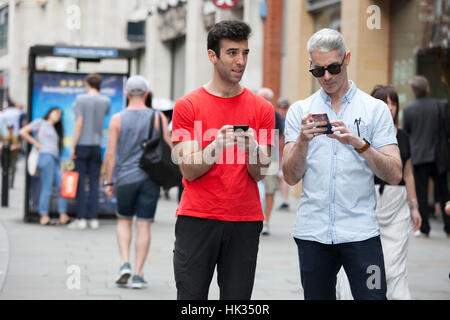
[402,75,450,238]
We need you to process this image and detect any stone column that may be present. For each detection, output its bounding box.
[283,0,313,103]
[184,0,212,94]
[341,0,390,93]
[241,0,264,92]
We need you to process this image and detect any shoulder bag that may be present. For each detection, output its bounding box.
[139,111,182,189]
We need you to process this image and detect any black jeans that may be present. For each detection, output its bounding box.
[74,145,102,220]
[294,236,387,300]
[173,215,262,300]
[413,162,450,235]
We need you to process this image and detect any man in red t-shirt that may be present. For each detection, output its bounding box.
[171,20,275,300]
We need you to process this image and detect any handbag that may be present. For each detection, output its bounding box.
[139,111,182,189]
[61,170,79,199]
[435,100,450,175]
[27,124,42,177]
[27,146,39,176]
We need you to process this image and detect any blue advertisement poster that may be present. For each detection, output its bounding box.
[28,71,127,216]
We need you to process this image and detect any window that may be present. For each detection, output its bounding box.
[0,5,8,52]
[307,0,341,13]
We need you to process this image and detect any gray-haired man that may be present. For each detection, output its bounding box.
[283,28,402,300]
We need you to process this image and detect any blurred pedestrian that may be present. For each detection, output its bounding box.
[69,74,110,230]
[336,85,422,300]
[104,75,171,289]
[446,201,450,216]
[171,20,274,300]
[403,75,450,238]
[16,104,27,129]
[283,28,402,300]
[16,103,27,155]
[0,123,21,188]
[276,97,291,211]
[20,108,70,226]
[1,98,22,137]
[257,87,283,236]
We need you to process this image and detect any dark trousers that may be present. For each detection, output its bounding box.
[294,236,387,300]
[74,145,102,220]
[413,162,450,235]
[173,215,262,300]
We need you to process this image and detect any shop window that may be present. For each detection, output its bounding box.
[392,0,449,108]
[307,0,341,13]
[170,36,186,100]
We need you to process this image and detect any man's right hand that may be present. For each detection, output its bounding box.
[299,113,327,142]
[215,125,236,152]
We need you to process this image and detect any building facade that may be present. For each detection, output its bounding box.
[144,0,265,101]
[0,0,268,109]
[0,0,143,107]
[1,0,448,131]
[282,0,449,117]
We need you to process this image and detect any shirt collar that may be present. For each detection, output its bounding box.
[319,80,357,104]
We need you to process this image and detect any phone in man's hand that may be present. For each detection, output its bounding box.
[311,113,333,134]
[233,125,250,132]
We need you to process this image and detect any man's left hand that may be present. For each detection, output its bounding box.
[328,120,366,149]
[235,127,258,155]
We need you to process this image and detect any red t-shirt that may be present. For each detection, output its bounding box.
[172,87,275,221]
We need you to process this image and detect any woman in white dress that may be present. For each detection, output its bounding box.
[336,85,422,300]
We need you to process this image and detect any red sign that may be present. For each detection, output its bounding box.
[212,0,239,10]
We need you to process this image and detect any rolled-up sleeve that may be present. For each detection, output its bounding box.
[371,101,397,149]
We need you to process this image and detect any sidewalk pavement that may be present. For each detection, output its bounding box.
[0,159,449,300]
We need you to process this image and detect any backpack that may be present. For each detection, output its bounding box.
[138,111,182,189]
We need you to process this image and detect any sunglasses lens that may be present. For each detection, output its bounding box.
[327,64,341,75]
[311,68,325,78]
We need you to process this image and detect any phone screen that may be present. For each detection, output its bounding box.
[311,113,333,134]
[233,125,250,132]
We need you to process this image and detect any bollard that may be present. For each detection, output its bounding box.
[1,142,10,207]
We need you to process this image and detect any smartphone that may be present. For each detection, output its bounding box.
[311,113,333,134]
[233,125,250,132]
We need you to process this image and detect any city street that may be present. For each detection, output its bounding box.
[0,159,449,300]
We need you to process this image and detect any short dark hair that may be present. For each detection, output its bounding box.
[371,85,400,125]
[207,20,252,58]
[85,74,102,91]
[410,75,429,99]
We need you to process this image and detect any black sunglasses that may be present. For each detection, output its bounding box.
[309,53,346,78]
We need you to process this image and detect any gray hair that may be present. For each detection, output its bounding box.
[257,87,274,101]
[307,28,346,56]
[410,75,430,98]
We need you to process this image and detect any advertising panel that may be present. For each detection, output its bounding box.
[28,71,127,216]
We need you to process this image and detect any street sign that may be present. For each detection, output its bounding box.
[54,47,118,58]
[212,0,239,10]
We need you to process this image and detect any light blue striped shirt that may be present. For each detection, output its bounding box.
[285,81,397,244]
